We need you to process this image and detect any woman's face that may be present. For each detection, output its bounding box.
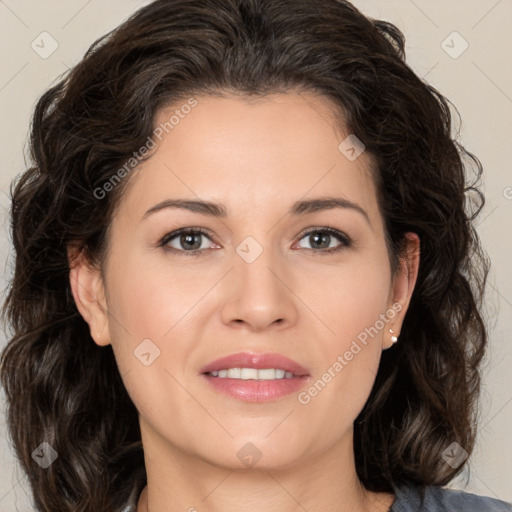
[72,92,418,471]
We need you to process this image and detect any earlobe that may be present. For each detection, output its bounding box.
[68,246,111,347]
[385,232,420,348]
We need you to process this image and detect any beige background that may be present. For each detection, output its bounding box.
[1,0,511,510]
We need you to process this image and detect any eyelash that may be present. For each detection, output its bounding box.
[158,227,351,257]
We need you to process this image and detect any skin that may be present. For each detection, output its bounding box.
[69,91,420,512]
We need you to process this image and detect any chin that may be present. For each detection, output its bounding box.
[193,435,311,473]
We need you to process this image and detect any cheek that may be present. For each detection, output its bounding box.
[296,263,391,434]
[103,256,201,425]
[106,251,204,338]
[301,251,392,343]
[102,251,194,385]
[340,265,392,338]
[300,251,392,394]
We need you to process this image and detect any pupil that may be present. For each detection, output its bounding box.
[311,232,329,249]
[182,233,201,250]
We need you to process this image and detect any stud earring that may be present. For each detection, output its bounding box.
[389,328,398,343]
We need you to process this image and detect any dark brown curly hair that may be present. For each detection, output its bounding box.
[0,0,489,511]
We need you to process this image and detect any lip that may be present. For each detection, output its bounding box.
[199,352,310,376]
[201,374,309,402]
[199,352,311,403]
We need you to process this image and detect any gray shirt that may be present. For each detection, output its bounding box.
[389,481,512,512]
[120,481,512,511]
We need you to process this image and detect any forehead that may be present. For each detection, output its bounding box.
[116,92,380,224]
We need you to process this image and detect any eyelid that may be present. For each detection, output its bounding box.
[296,225,350,243]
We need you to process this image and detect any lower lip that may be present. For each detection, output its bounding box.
[202,374,310,402]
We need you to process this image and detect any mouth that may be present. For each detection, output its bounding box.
[199,352,310,402]
[206,368,298,379]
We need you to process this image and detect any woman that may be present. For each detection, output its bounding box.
[1,0,511,511]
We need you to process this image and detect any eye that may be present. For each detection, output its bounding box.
[159,228,217,256]
[158,226,351,256]
[294,227,351,254]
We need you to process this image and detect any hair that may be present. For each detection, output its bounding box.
[0,0,490,510]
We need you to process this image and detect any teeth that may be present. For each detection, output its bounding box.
[208,368,296,380]
[241,368,258,379]
[227,368,241,378]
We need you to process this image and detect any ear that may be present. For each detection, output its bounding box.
[384,232,420,349]
[68,245,111,347]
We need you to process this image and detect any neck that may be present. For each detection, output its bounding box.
[136,422,394,512]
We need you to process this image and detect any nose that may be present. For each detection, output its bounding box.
[220,244,299,332]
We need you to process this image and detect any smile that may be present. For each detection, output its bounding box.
[208,368,296,379]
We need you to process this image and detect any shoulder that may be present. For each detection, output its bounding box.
[391,481,512,512]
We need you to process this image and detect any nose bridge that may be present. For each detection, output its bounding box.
[235,233,284,301]
[220,234,298,330]
[236,237,279,293]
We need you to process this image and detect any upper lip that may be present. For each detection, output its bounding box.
[200,352,309,376]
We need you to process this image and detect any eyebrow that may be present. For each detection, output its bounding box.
[142,197,371,225]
